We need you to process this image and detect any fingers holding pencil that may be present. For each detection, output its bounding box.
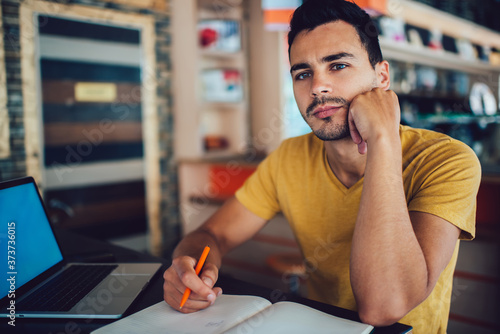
[179,245,211,309]
[163,257,219,313]
[163,252,222,313]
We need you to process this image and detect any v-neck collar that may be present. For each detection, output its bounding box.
[321,144,364,195]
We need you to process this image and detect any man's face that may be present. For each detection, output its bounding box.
[289,20,380,141]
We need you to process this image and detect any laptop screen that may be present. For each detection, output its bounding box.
[0,181,64,299]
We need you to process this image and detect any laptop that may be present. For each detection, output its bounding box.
[0,176,162,319]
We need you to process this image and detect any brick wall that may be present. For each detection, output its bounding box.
[0,0,180,256]
[1,0,25,180]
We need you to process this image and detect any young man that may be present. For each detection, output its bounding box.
[163,0,481,332]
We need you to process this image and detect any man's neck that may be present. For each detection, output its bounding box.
[324,137,366,189]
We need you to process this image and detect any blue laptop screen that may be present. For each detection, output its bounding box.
[0,182,64,299]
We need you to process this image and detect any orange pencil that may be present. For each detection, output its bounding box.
[179,245,211,309]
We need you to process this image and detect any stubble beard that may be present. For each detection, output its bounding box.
[303,96,350,141]
[303,78,379,141]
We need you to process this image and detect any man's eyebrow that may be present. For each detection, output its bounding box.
[290,52,356,74]
[290,62,310,74]
[322,52,355,63]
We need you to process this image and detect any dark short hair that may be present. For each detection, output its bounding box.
[288,0,383,68]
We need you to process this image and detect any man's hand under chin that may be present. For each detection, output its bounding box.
[347,88,401,155]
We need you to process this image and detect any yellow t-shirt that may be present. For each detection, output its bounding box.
[235,125,481,334]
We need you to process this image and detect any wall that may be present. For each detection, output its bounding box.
[0,0,180,257]
[247,0,284,154]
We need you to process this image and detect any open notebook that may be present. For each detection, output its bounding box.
[91,294,374,334]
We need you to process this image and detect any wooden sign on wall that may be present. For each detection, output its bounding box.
[104,0,168,11]
[0,5,10,159]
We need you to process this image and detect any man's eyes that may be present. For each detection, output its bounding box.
[331,63,347,70]
[295,72,311,81]
[294,64,348,80]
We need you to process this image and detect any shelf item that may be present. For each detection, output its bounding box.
[198,20,241,53]
[173,0,249,159]
[469,82,497,116]
[388,57,499,121]
[379,16,406,43]
[201,68,244,103]
[204,135,229,152]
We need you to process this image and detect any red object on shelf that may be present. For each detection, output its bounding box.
[209,164,256,200]
[203,135,229,151]
[199,28,218,48]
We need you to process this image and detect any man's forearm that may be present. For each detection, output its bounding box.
[350,137,428,325]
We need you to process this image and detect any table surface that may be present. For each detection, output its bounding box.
[1,229,412,334]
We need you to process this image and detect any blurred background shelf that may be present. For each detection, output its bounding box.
[380,37,500,75]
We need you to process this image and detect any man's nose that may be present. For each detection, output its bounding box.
[311,73,332,96]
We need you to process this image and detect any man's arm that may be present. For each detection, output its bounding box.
[163,196,267,313]
[348,87,464,326]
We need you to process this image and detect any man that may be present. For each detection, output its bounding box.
[163,0,481,333]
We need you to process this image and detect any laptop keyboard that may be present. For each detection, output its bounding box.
[18,264,118,312]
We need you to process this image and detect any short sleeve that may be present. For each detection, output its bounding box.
[408,140,481,240]
[235,147,282,221]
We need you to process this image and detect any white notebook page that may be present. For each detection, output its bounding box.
[225,301,373,334]
[91,295,271,334]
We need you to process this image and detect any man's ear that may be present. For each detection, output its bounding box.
[375,60,390,90]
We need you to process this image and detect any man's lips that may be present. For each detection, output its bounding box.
[312,106,342,118]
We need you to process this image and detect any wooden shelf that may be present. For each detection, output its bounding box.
[201,101,247,109]
[198,3,242,20]
[393,0,500,50]
[173,0,250,160]
[200,149,247,159]
[380,4,500,176]
[177,153,264,164]
[381,37,500,75]
[200,50,245,58]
